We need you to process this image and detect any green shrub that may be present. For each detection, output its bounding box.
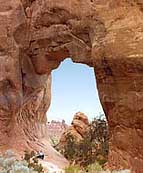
[0,150,44,173]
[24,151,44,173]
[86,162,103,172]
[60,117,109,168]
[63,133,78,161]
[65,165,81,173]
[65,162,103,173]
[50,136,60,147]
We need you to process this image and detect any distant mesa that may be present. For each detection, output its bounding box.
[47,119,68,146]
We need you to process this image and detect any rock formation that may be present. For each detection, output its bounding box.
[47,120,68,146]
[57,112,89,148]
[0,0,143,172]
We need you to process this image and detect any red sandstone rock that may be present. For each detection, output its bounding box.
[0,0,143,172]
[58,112,89,148]
[47,120,68,146]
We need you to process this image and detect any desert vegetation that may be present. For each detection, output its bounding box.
[0,150,44,173]
[56,116,109,172]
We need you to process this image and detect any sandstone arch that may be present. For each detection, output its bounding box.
[0,0,143,172]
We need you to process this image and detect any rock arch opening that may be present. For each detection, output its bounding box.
[1,0,143,172]
[47,58,105,124]
[47,57,109,168]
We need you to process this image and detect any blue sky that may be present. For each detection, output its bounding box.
[47,58,104,124]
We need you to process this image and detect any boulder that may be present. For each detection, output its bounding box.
[58,112,89,148]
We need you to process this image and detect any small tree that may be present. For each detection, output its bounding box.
[60,117,109,168]
[24,151,44,173]
[63,133,78,162]
[86,118,109,165]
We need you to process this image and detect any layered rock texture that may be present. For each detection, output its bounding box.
[57,112,89,148]
[0,0,143,172]
[47,120,68,146]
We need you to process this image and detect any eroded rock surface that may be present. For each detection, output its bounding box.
[0,0,143,172]
[57,112,89,149]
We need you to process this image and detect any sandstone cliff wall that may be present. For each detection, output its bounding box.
[0,0,143,172]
